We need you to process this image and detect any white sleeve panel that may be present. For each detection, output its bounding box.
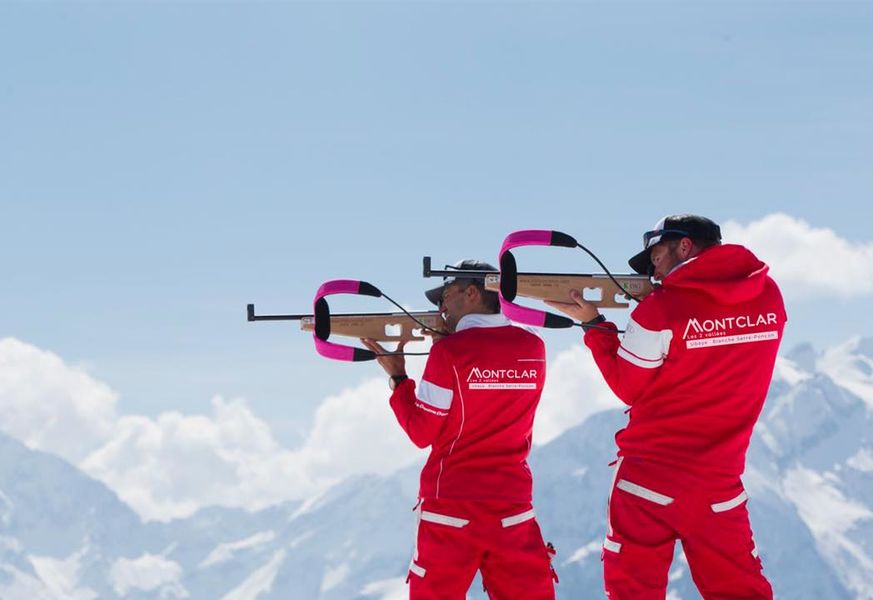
[416,379,454,410]
[617,316,673,369]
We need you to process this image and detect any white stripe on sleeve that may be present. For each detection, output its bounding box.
[416,379,454,410]
[617,316,673,369]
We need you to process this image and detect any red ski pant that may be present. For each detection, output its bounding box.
[602,458,772,600]
[407,498,556,600]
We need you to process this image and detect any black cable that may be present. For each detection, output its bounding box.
[575,243,645,303]
[378,290,448,337]
[345,288,446,357]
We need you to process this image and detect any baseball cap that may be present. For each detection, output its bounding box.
[425,259,497,306]
[628,215,722,274]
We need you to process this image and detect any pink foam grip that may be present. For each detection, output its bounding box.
[313,338,356,361]
[312,279,367,362]
[498,230,552,326]
[499,230,554,256]
[500,297,547,327]
[314,279,361,302]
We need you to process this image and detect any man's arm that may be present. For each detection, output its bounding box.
[583,314,671,405]
[546,290,671,405]
[388,378,450,449]
[361,338,452,448]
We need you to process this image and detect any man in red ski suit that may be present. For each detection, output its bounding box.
[362,260,556,600]
[547,215,787,600]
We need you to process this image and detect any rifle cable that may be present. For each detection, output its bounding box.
[575,242,645,303]
[367,290,448,356]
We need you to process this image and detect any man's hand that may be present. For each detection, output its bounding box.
[360,338,407,377]
[422,327,449,345]
[544,289,601,323]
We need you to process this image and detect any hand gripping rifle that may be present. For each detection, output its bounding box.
[423,230,654,329]
[248,280,444,362]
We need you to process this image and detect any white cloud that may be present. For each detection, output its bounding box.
[296,377,425,482]
[535,345,623,445]
[0,333,618,522]
[79,380,424,521]
[722,213,873,300]
[0,339,117,462]
[0,337,426,522]
[80,398,313,521]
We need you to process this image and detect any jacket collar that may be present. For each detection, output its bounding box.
[455,312,511,333]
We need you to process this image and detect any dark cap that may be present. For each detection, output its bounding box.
[628,214,722,275]
[425,259,497,306]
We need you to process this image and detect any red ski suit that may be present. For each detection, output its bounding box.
[584,244,786,600]
[390,313,556,600]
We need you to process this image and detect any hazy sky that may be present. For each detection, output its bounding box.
[1,1,871,498]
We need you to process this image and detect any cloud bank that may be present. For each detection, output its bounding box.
[722,213,873,300]
[0,338,425,522]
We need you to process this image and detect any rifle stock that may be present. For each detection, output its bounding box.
[484,274,653,309]
[299,312,444,342]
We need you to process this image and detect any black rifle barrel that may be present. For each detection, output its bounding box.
[422,257,642,280]
[247,304,436,322]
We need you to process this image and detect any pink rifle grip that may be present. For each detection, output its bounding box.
[497,230,575,329]
[499,230,555,256]
[312,279,377,362]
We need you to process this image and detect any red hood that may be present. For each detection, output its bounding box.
[662,244,770,305]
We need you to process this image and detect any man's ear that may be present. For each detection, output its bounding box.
[464,283,485,308]
[679,237,695,259]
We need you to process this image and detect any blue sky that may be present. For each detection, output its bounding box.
[1,1,871,462]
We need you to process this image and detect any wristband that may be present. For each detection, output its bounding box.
[582,314,607,329]
[389,374,409,390]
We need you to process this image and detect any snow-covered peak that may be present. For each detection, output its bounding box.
[817,336,873,409]
[773,354,813,387]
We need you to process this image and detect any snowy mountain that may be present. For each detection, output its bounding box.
[0,339,870,599]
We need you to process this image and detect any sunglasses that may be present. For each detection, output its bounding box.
[642,228,691,250]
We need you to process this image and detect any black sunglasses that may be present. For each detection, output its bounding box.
[642,228,691,249]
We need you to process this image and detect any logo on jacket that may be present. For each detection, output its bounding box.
[466,367,538,390]
[682,313,780,349]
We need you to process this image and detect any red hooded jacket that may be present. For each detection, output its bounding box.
[585,244,787,479]
[389,313,546,503]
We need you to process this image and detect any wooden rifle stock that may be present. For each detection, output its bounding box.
[299,312,443,342]
[484,274,653,309]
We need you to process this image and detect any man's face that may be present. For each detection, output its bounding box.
[649,240,684,281]
[439,281,471,333]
